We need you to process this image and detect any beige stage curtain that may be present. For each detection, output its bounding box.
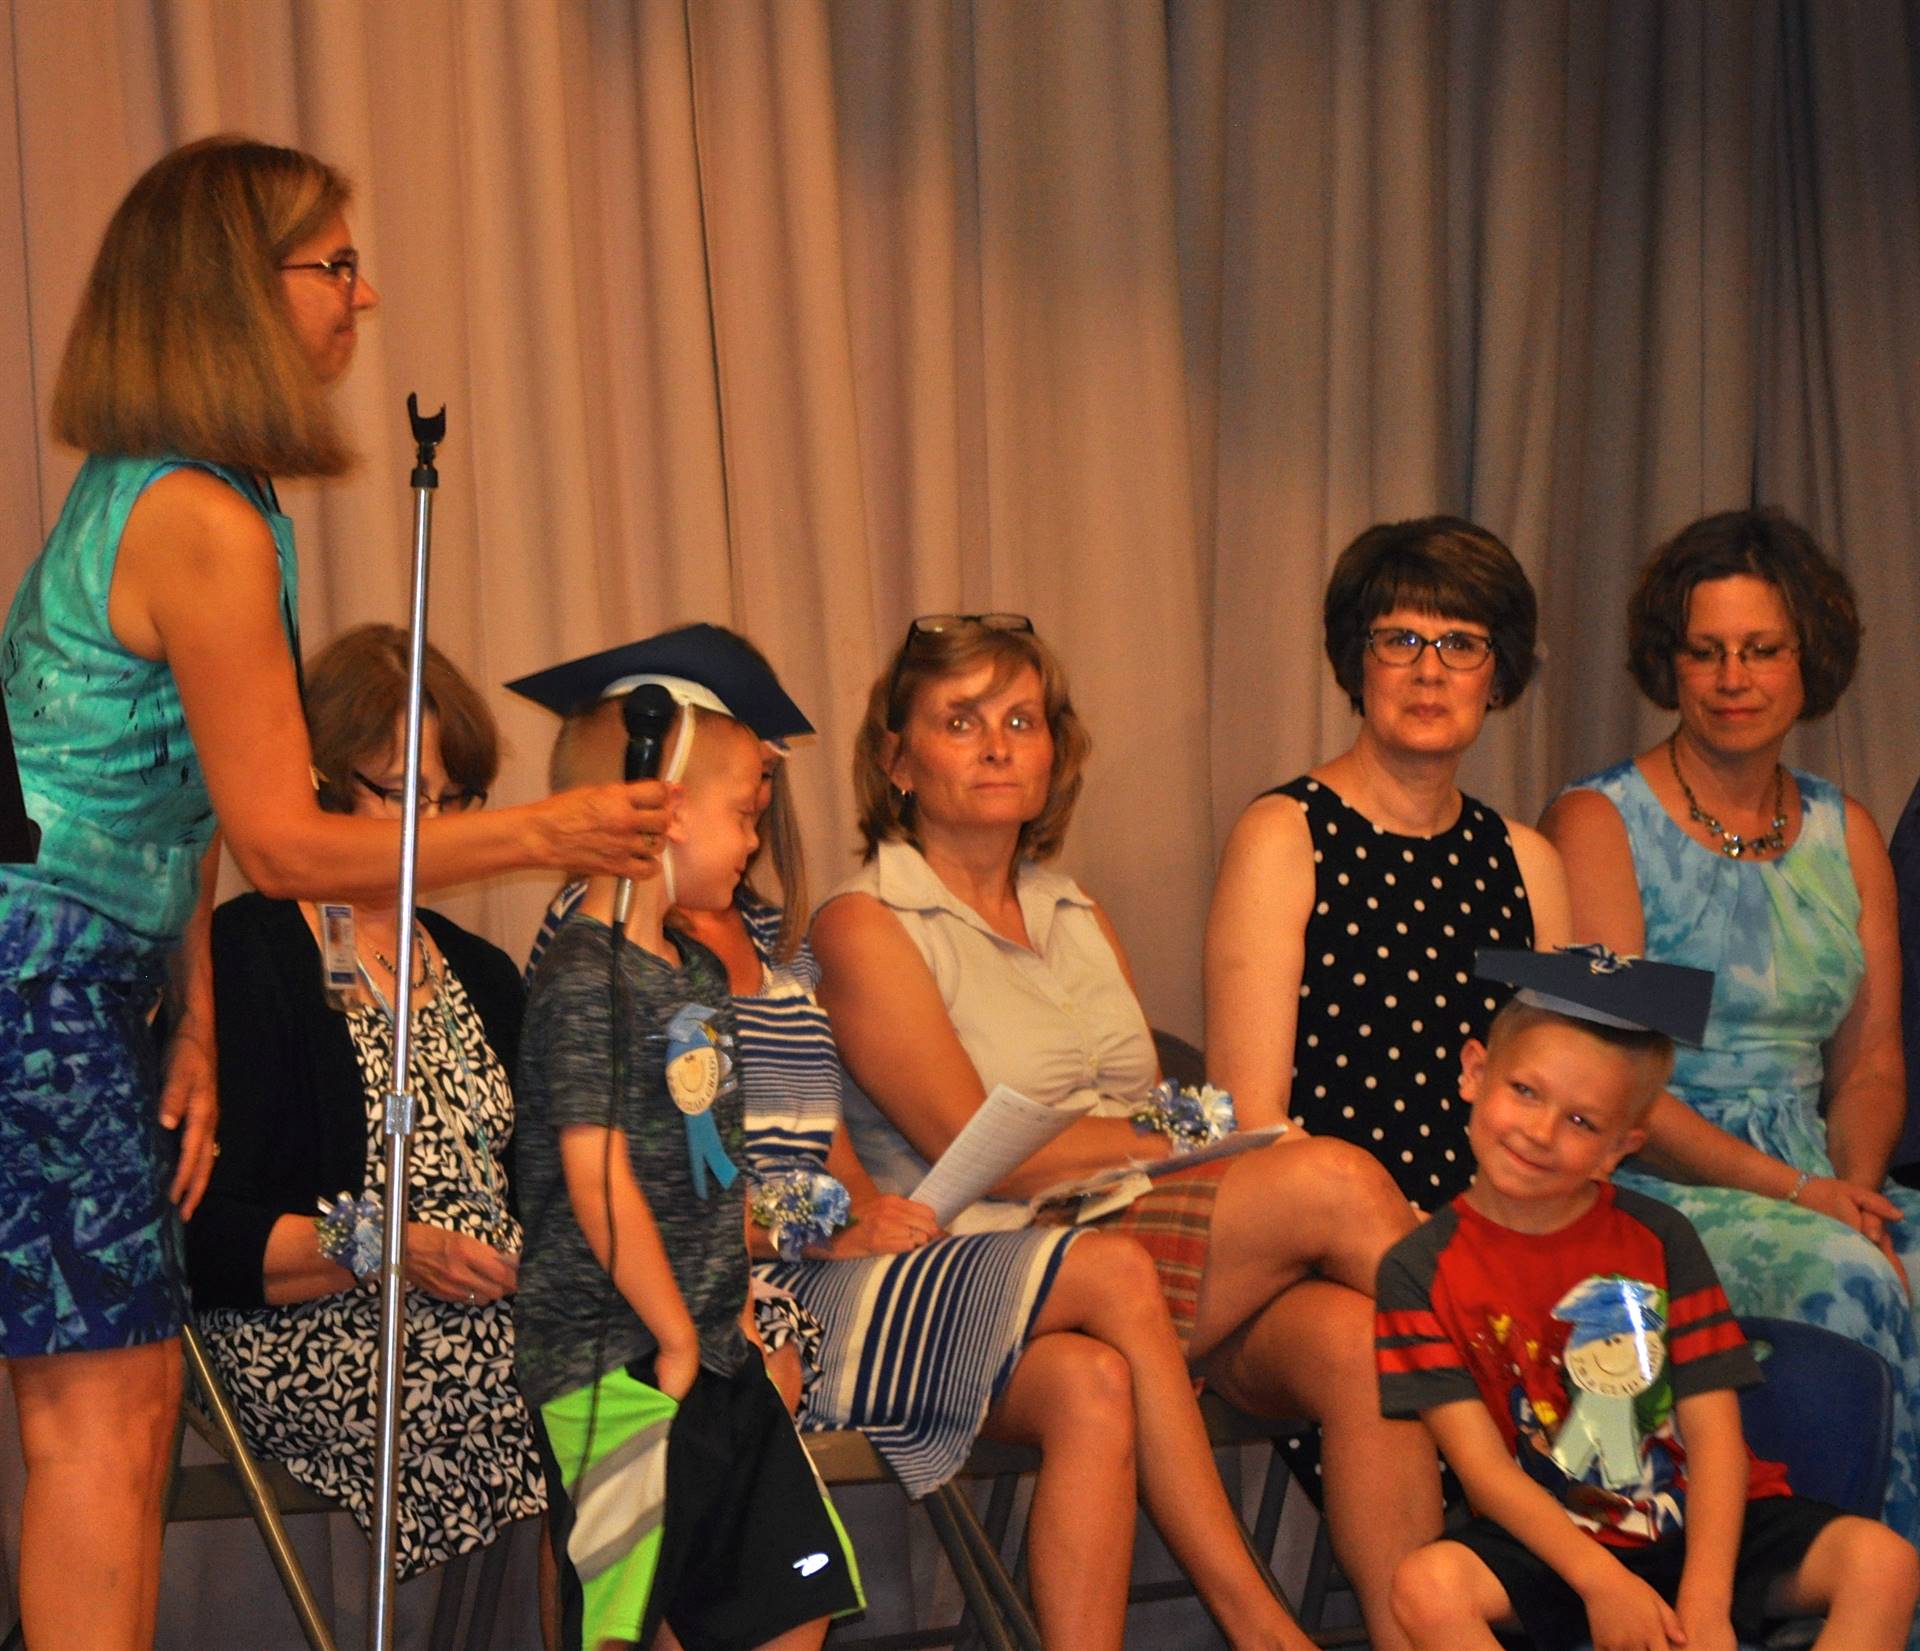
[6,2,1920,1645]
[6,0,1919,1046]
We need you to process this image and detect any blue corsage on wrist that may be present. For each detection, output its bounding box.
[316,1191,385,1283]
[1129,1080,1236,1153]
[749,1169,854,1261]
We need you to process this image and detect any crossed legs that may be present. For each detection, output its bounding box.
[1007,1233,1316,1650]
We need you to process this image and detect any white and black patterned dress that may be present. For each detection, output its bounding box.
[199,972,546,1578]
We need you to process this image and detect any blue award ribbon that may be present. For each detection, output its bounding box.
[664,1004,740,1201]
[684,1112,739,1200]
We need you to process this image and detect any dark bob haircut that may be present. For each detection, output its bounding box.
[306,624,499,814]
[1626,509,1860,720]
[1323,515,1538,713]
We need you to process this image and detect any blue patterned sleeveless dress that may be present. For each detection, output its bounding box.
[1568,759,1920,1549]
[0,453,298,1355]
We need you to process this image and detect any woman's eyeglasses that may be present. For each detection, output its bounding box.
[885,613,1034,727]
[280,250,361,301]
[352,771,485,815]
[1673,639,1800,676]
[1364,627,1495,670]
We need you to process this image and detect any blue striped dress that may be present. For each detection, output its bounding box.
[526,887,1083,1496]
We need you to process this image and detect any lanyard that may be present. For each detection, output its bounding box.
[357,931,507,1242]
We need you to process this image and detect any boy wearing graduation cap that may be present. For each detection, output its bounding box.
[1375,946,1916,1651]
[508,627,860,1651]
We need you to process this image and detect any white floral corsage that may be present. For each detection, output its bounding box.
[1129,1080,1236,1153]
[749,1168,854,1261]
[316,1191,385,1282]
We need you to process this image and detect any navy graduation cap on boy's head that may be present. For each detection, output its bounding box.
[1474,944,1715,1046]
[504,624,814,744]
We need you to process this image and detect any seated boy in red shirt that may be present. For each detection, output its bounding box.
[1375,946,1918,1651]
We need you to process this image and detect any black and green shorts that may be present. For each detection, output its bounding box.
[535,1356,863,1651]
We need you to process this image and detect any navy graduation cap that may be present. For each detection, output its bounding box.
[504,624,814,744]
[1474,944,1715,1046]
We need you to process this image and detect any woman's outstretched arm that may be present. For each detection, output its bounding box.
[114,469,670,901]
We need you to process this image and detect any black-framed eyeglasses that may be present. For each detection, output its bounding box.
[885,613,1035,729]
[280,250,360,300]
[1364,626,1495,670]
[353,770,485,815]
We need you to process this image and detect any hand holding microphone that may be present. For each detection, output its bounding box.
[530,683,678,886]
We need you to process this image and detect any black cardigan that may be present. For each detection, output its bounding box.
[185,893,525,1310]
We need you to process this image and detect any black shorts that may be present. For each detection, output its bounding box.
[535,1357,863,1651]
[1451,1495,1846,1651]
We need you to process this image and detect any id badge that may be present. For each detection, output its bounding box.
[318,903,368,1012]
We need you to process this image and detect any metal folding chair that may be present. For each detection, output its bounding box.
[164,1321,511,1651]
[806,1429,1041,1651]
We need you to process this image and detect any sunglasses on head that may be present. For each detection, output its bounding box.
[884,613,1035,729]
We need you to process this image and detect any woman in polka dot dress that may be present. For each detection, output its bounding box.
[1206,516,1571,1214]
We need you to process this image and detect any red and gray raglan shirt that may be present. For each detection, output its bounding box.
[1376,1184,1792,1545]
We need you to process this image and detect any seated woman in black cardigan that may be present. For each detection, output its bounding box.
[185,624,545,1579]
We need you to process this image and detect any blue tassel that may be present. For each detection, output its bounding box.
[685,1111,739,1200]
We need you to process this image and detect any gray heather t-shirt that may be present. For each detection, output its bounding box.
[513,914,752,1409]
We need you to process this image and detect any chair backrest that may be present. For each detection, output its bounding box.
[1151,1027,1207,1091]
[1736,1315,1894,1520]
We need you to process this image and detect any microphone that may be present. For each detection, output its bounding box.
[611,685,675,928]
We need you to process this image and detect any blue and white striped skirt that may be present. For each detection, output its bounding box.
[758,1225,1083,1498]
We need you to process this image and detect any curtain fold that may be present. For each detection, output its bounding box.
[6,5,1920,1645]
[2,0,1916,1055]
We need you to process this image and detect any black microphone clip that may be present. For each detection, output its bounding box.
[407,393,447,490]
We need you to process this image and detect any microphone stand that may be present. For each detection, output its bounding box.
[369,394,446,1651]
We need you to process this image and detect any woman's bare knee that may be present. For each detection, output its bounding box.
[14,1342,181,1472]
[1037,1232,1168,1339]
[1222,1138,1411,1264]
[991,1333,1136,1461]
[1075,1233,1166,1322]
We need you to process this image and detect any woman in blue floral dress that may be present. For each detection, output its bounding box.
[1544,509,1916,1556]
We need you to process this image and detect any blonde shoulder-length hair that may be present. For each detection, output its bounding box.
[51,134,356,478]
[853,624,1091,863]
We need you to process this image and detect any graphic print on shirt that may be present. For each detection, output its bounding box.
[1471,1273,1685,1542]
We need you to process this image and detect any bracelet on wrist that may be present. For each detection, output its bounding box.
[1783,1169,1812,1205]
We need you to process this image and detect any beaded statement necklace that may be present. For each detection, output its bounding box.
[1667,734,1788,860]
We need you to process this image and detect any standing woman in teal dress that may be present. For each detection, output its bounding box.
[0,137,669,1651]
[1541,509,1917,1547]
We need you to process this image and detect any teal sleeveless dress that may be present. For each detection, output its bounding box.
[1568,759,1920,1552]
[0,451,298,1355]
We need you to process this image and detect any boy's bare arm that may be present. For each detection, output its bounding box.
[1671,1389,1748,1649]
[1425,1400,1686,1650]
[559,1124,701,1398]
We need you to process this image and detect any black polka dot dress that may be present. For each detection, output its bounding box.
[1274,776,1533,1212]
